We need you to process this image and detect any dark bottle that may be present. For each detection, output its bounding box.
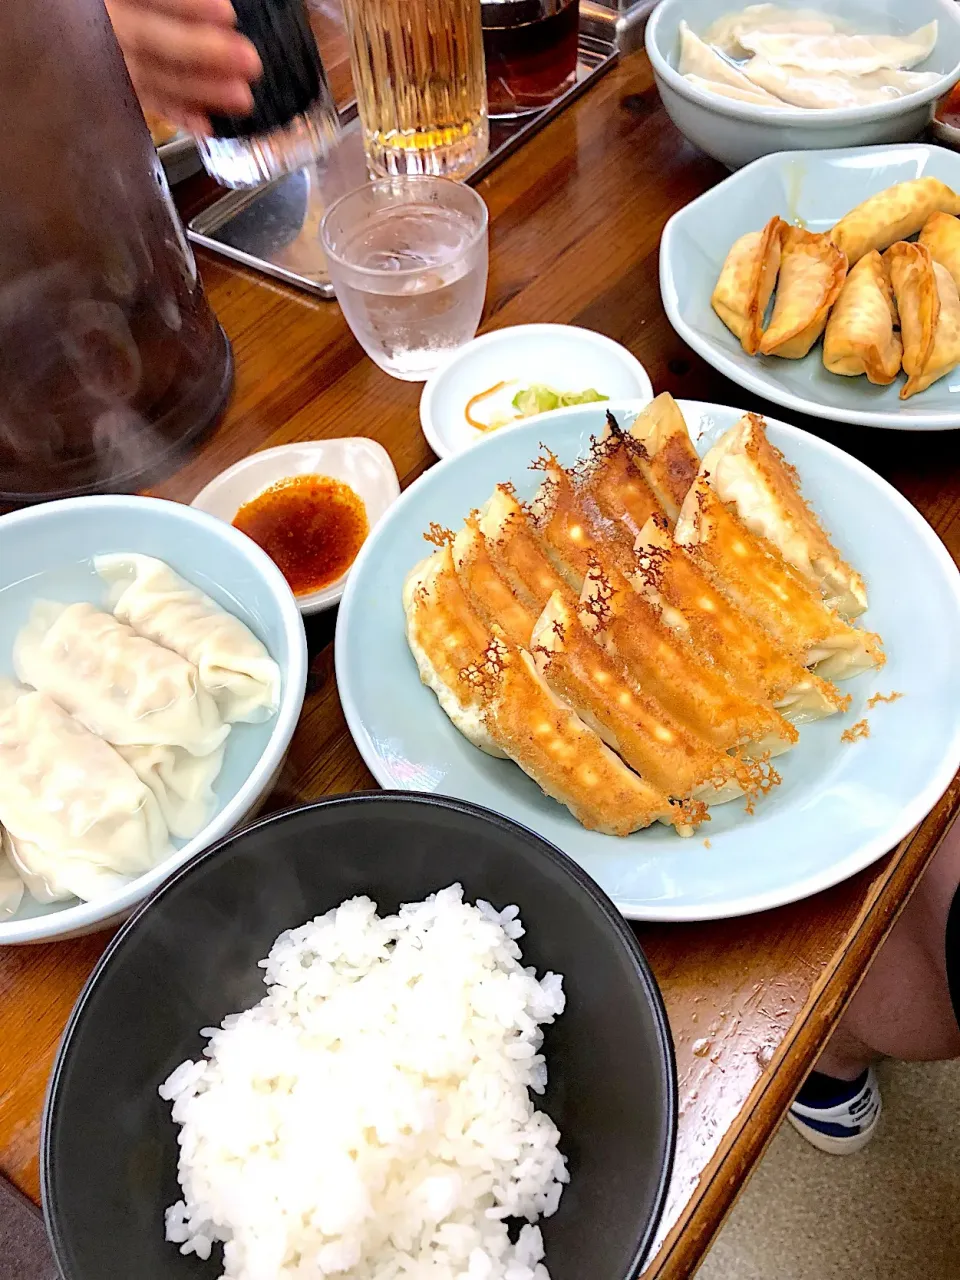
[199,0,340,188]
[0,0,233,505]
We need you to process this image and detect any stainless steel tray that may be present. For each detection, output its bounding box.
[158,132,203,186]
[187,26,618,299]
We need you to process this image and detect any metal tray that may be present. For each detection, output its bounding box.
[187,25,618,299]
[158,132,203,186]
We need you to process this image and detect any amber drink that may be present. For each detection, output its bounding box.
[343,0,489,179]
[482,0,579,117]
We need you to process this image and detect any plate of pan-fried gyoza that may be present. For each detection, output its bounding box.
[335,394,960,920]
[660,144,960,429]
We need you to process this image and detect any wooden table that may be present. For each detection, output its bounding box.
[3,48,960,1280]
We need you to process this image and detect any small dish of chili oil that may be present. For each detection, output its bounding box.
[190,438,401,613]
[233,475,369,597]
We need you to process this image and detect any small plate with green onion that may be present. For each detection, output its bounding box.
[419,323,653,459]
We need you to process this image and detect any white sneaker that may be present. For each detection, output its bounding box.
[787,1066,882,1155]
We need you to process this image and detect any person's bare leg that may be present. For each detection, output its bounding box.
[815,817,960,1081]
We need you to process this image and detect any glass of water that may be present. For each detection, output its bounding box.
[320,177,489,381]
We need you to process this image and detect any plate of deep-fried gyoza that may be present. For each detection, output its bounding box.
[335,395,960,920]
[660,144,960,428]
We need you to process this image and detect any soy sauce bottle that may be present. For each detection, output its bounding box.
[197,0,340,188]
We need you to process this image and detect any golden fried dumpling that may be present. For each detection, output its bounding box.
[700,412,868,618]
[476,484,575,614]
[575,421,665,543]
[452,517,537,647]
[531,590,757,804]
[887,242,960,400]
[822,250,902,387]
[530,456,634,588]
[402,545,506,757]
[908,262,960,399]
[758,226,847,359]
[469,632,685,836]
[918,211,960,294]
[578,561,799,758]
[886,240,938,383]
[674,476,884,680]
[830,178,960,266]
[634,515,849,722]
[712,216,786,356]
[619,394,701,520]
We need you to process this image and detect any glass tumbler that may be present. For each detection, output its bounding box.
[321,177,489,381]
[482,0,580,117]
[342,0,489,179]
[198,0,341,188]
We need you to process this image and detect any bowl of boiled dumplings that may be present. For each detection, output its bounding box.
[0,495,308,944]
[646,0,960,169]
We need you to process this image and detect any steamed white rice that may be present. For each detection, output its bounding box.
[159,884,568,1279]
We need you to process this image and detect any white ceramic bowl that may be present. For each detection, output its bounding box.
[191,439,401,613]
[0,495,308,944]
[646,0,960,169]
[419,324,653,458]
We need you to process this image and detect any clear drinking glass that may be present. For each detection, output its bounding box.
[321,177,489,381]
[341,0,489,180]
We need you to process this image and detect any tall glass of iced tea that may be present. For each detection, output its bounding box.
[482,0,579,117]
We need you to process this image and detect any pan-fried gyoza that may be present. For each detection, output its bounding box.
[711,180,960,398]
[402,396,884,837]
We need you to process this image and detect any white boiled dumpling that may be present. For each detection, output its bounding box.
[738,22,938,76]
[0,687,170,904]
[4,831,139,905]
[742,58,942,108]
[684,72,784,106]
[14,601,229,757]
[0,837,24,917]
[116,741,225,841]
[95,554,281,724]
[704,5,845,58]
[677,21,782,101]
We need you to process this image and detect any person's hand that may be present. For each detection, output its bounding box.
[106,0,263,134]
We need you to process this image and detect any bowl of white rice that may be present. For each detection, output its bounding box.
[42,793,676,1280]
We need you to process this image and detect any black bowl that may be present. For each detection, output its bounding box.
[43,793,677,1280]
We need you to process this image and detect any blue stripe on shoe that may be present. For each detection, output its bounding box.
[795,1068,869,1109]
[790,1115,871,1140]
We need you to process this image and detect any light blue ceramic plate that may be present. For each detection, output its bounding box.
[0,496,308,943]
[336,399,960,921]
[660,145,960,430]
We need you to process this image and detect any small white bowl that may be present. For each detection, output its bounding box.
[646,0,960,170]
[191,439,401,613]
[419,324,653,459]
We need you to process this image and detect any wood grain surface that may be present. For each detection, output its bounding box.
[2,48,959,1280]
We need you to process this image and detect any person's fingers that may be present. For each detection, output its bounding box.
[130,58,256,116]
[115,0,238,27]
[135,81,214,135]
[166,107,214,137]
[111,8,262,84]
